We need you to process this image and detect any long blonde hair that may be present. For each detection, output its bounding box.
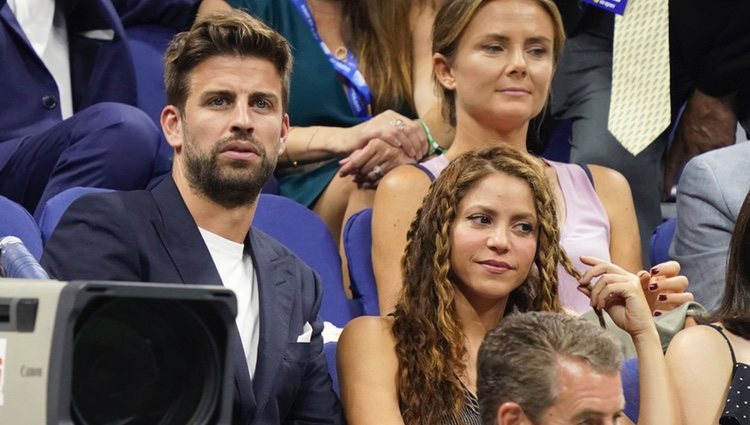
[392,146,580,424]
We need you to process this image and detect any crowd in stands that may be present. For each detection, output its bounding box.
[1,0,750,424]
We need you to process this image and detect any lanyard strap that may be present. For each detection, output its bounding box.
[291,0,372,119]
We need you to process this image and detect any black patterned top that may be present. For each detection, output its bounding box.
[706,324,750,424]
[443,388,482,425]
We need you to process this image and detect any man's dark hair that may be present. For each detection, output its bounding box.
[164,9,293,112]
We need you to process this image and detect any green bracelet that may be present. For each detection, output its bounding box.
[417,119,444,156]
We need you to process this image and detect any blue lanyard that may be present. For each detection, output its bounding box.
[291,0,372,119]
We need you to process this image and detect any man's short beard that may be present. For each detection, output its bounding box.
[183,131,276,209]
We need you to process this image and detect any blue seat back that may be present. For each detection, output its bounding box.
[649,217,676,267]
[621,357,640,422]
[0,196,43,260]
[254,194,356,327]
[37,187,114,245]
[343,208,379,316]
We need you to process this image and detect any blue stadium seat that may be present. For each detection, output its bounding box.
[254,194,359,327]
[621,357,640,422]
[37,187,114,245]
[342,208,379,316]
[0,195,43,260]
[649,217,676,267]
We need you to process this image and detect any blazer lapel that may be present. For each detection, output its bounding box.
[151,176,223,286]
[0,4,42,64]
[150,176,257,422]
[248,228,296,416]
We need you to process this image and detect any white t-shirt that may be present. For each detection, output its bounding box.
[199,228,260,377]
[8,0,73,119]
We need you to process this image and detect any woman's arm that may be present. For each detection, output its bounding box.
[371,166,433,314]
[591,165,691,313]
[338,316,405,425]
[589,165,642,273]
[285,110,427,167]
[578,256,678,425]
[666,325,735,425]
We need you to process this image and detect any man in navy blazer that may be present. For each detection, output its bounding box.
[0,0,171,217]
[42,10,344,425]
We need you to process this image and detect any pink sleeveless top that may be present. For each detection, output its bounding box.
[417,156,611,313]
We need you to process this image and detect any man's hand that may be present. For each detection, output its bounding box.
[663,88,737,198]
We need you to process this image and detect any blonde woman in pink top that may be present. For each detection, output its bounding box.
[371,0,689,315]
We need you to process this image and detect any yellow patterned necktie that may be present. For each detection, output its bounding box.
[607,0,670,156]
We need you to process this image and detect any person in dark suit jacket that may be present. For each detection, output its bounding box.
[41,9,344,425]
[550,0,750,264]
[0,0,177,217]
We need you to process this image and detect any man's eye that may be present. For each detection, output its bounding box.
[254,99,271,109]
[209,98,227,107]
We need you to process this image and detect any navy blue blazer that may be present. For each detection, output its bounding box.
[0,0,138,168]
[41,176,344,425]
[0,0,200,169]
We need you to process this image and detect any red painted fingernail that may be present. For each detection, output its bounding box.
[648,283,658,291]
[658,294,668,301]
[650,267,659,275]
[654,311,663,317]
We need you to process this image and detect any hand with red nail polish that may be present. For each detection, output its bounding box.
[578,256,654,339]
[639,260,693,313]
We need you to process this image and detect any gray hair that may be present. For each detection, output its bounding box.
[477,312,624,424]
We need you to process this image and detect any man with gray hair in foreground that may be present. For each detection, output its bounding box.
[477,310,677,425]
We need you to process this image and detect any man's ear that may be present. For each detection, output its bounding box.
[497,402,532,425]
[161,105,183,150]
[278,113,290,155]
[433,52,456,90]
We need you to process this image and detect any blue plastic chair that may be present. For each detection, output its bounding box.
[649,217,677,267]
[37,187,114,245]
[0,195,43,260]
[342,208,379,316]
[621,357,640,422]
[254,194,358,327]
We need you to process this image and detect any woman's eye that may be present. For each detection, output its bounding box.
[483,44,503,53]
[516,222,534,234]
[469,214,491,225]
[528,47,548,57]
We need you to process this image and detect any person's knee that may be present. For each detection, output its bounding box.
[77,102,161,157]
[68,103,165,187]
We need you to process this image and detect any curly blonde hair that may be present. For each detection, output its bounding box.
[392,146,580,424]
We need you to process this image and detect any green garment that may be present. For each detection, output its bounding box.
[228,0,362,206]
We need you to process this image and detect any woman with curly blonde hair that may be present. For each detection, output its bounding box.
[338,146,678,425]
[341,146,562,424]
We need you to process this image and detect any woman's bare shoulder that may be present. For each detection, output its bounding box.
[340,316,396,349]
